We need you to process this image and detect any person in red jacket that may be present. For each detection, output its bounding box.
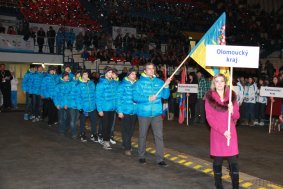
[205,74,240,189]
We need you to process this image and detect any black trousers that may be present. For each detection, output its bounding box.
[0,85,11,109]
[101,111,115,141]
[47,98,58,125]
[188,102,196,120]
[48,39,55,53]
[42,99,48,119]
[120,114,137,150]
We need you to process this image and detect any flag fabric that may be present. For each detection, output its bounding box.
[162,102,168,120]
[178,67,186,124]
[188,12,230,82]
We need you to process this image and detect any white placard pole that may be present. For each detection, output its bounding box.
[227,67,233,146]
[269,102,273,134]
[155,55,190,96]
[186,95,189,126]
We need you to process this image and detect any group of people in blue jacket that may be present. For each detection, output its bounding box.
[22,62,171,166]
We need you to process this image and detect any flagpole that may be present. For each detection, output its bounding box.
[227,66,233,146]
[186,95,189,126]
[155,55,190,96]
[269,101,273,134]
[164,65,170,121]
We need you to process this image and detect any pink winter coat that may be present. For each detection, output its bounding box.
[205,89,240,157]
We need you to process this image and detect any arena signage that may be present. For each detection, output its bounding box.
[206,45,259,68]
[177,84,198,93]
[260,87,283,98]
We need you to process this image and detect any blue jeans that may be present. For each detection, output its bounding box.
[58,109,70,135]
[80,110,97,135]
[32,94,42,117]
[255,103,266,122]
[69,108,78,137]
[243,103,255,120]
[11,91,17,108]
[25,93,33,115]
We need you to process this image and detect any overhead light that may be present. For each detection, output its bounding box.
[32,62,64,66]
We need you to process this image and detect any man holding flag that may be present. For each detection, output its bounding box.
[133,62,171,167]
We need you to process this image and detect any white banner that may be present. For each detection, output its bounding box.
[0,34,34,52]
[260,87,283,98]
[177,84,198,93]
[112,26,136,39]
[206,45,259,68]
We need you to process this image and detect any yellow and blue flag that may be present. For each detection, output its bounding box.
[189,12,230,80]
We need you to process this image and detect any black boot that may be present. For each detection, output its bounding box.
[213,165,224,189]
[229,163,239,189]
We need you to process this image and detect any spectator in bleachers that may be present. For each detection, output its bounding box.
[66,28,76,51]
[114,33,123,49]
[75,32,84,51]
[56,27,64,54]
[47,26,56,54]
[37,27,46,53]
[0,23,5,33]
[7,26,16,35]
[81,48,90,60]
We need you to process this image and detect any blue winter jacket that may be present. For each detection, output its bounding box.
[53,78,72,108]
[29,71,46,95]
[117,77,137,115]
[22,69,35,93]
[67,79,80,109]
[76,78,96,112]
[133,73,170,117]
[40,73,58,99]
[96,77,118,112]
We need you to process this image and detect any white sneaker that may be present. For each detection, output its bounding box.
[259,121,264,126]
[110,138,116,145]
[103,141,112,150]
[98,137,104,145]
[254,121,259,125]
[32,117,40,123]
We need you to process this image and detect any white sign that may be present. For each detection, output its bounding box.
[206,45,259,68]
[260,87,283,98]
[0,34,34,52]
[177,84,198,93]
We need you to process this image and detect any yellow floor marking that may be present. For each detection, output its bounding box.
[241,182,253,188]
[202,168,212,173]
[178,154,188,159]
[184,161,193,166]
[164,154,171,158]
[170,157,178,161]
[146,147,152,151]
[222,175,230,180]
[267,184,283,189]
[150,150,156,153]
[257,187,267,189]
[178,160,186,164]
[193,165,202,169]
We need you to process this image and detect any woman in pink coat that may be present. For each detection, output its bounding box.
[205,74,240,189]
